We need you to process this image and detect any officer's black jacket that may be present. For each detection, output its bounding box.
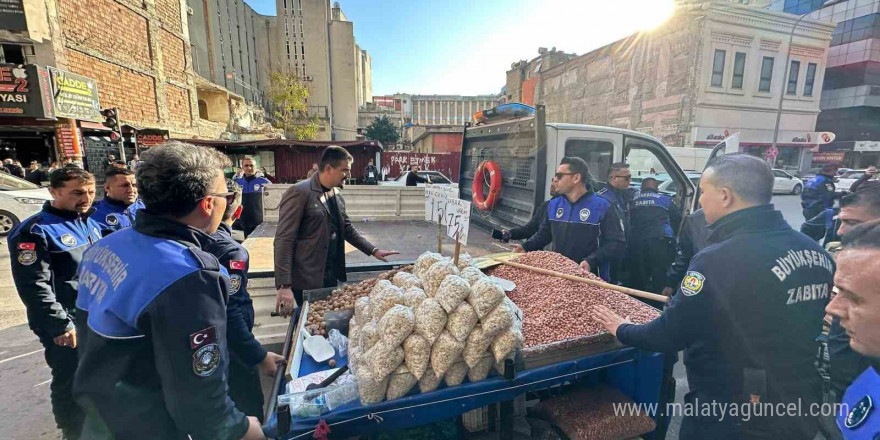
[618,205,834,405]
[7,202,101,337]
[665,209,709,288]
[596,182,636,235]
[73,212,249,440]
[205,222,267,367]
[235,175,270,231]
[629,190,682,242]
[801,173,840,213]
[523,191,625,268]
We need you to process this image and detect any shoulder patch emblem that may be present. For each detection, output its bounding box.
[579,208,591,222]
[17,250,36,265]
[229,274,242,294]
[192,343,220,377]
[106,214,118,226]
[825,183,835,192]
[681,271,705,296]
[845,395,873,429]
[60,234,77,247]
[555,207,564,219]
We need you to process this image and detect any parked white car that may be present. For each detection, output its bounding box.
[772,169,804,195]
[835,170,870,193]
[0,173,52,236]
[379,171,456,187]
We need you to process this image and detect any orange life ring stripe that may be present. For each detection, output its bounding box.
[472,160,502,211]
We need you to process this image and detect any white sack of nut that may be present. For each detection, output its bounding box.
[488,251,660,352]
[344,252,523,405]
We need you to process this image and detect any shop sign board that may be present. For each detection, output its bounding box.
[0,64,54,119]
[48,68,102,122]
[854,141,880,152]
[0,0,26,32]
[811,151,846,164]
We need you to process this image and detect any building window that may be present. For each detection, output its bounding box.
[711,49,726,87]
[732,52,746,89]
[759,56,774,92]
[787,60,800,95]
[804,63,817,96]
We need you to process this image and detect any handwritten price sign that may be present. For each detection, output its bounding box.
[424,186,470,245]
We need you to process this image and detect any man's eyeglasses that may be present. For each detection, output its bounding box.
[203,191,236,205]
[554,172,576,180]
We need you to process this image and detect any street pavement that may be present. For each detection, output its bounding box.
[0,195,810,439]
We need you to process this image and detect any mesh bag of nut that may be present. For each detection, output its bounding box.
[444,361,469,387]
[446,301,479,342]
[460,266,486,286]
[418,367,443,393]
[414,252,444,278]
[403,333,430,380]
[435,274,471,313]
[430,330,465,377]
[421,260,460,297]
[462,324,494,367]
[392,272,423,290]
[467,353,494,383]
[403,287,428,309]
[386,365,419,401]
[468,278,504,319]
[379,304,415,347]
[414,298,448,344]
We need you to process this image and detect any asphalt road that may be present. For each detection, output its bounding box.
[0,195,809,439]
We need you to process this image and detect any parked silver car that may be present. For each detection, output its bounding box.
[0,173,52,236]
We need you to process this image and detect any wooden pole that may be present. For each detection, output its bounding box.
[437,223,443,253]
[495,259,668,303]
[453,229,462,266]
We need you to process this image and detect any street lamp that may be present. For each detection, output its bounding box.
[770,0,847,156]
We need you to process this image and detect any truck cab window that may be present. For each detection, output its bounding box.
[564,139,614,182]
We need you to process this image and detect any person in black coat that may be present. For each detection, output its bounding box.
[594,154,834,440]
[204,180,283,421]
[405,165,430,186]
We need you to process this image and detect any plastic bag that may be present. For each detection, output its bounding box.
[460,266,486,286]
[392,272,423,290]
[386,365,418,401]
[418,367,443,393]
[327,329,349,358]
[435,274,471,313]
[403,333,430,380]
[455,253,473,270]
[371,284,404,322]
[403,287,428,309]
[467,353,494,382]
[430,330,465,377]
[379,305,415,347]
[446,301,479,342]
[360,321,380,352]
[469,278,504,319]
[354,296,370,323]
[421,260,460,297]
[444,361,468,387]
[414,298,447,344]
[491,327,523,363]
[481,298,514,339]
[414,252,444,278]
[462,324,494,367]
[366,340,406,378]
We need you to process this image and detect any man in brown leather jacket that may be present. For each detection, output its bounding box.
[274,146,398,314]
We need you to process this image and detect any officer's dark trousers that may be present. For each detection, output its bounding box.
[228,352,265,422]
[37,332,84,436]
[679,391,819,440]
[629,237,674,294]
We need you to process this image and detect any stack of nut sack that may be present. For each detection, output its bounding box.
[347,252,523,406]
[489,251,661,355]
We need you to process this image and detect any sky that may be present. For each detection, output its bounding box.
[243,0,675,96]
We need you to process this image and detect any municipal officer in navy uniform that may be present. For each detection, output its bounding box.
[8,168,102,439]
[629,177,682,294]
[512,157,625,279]
[802,164,842,222]
[73,142,266,440]
[594,154,834,439]
[825,221,880,440]
[597,162,636,282]
[91,167,144,236]
[235,156,271,238]
[204,179,284,421]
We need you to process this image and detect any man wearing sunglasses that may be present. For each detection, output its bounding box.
[234,157,271,238]
[512,157,625,280]
[597,162,636,283]
[74,142,265,440]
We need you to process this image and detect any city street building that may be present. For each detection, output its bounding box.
[507,1,835,174]
[768,0,880,168]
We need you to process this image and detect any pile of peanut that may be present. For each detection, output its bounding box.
[489,251,660,348]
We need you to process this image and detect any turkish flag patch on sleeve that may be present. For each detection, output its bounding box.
[189,326,217,349]
[17,243,35,250]
[229,260,245,270]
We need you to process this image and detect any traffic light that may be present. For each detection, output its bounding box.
[100,108,118,130]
